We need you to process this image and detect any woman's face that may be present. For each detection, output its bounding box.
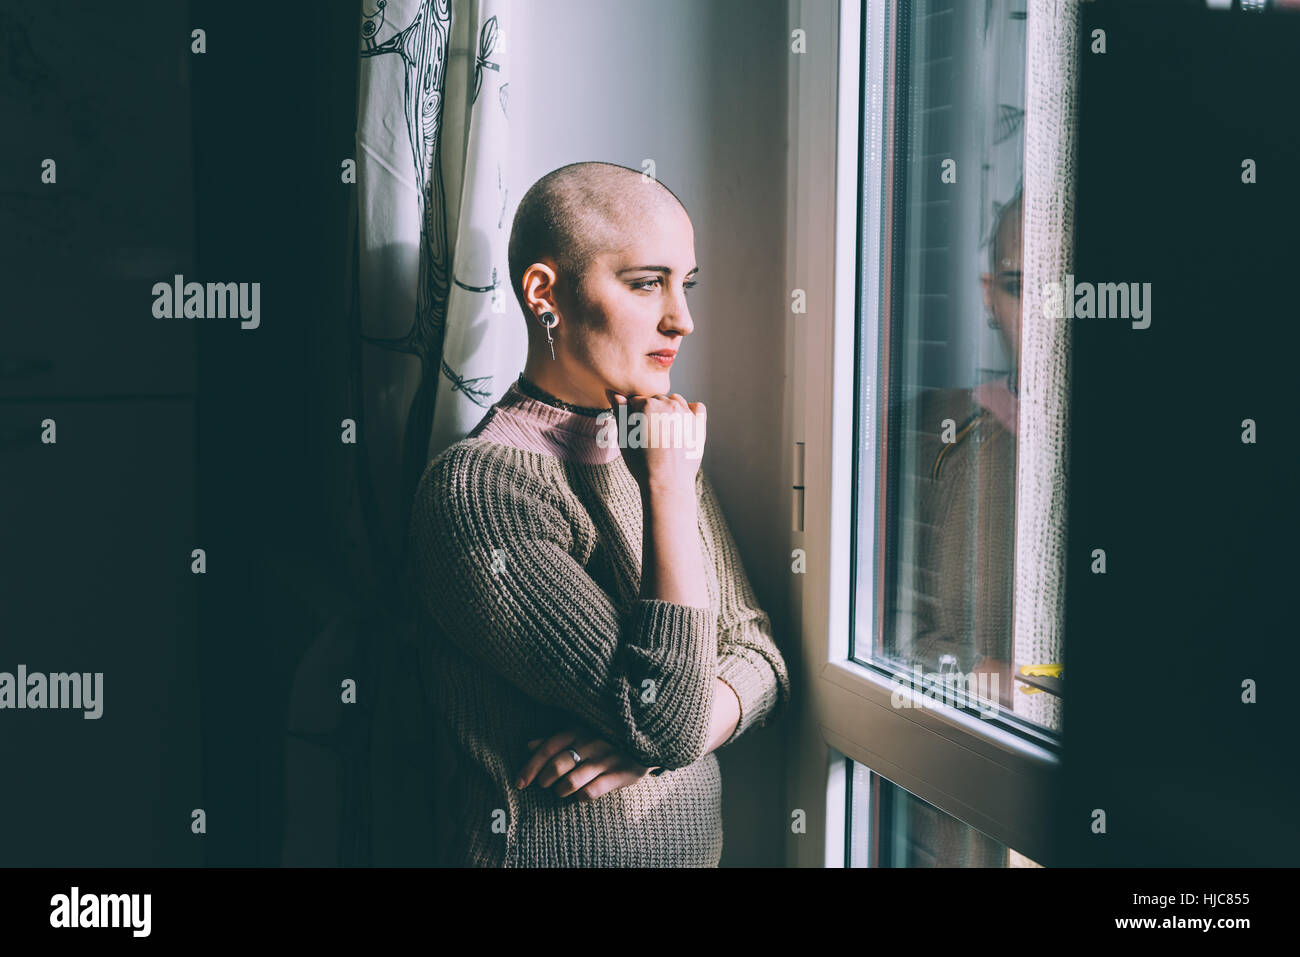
[982,202,1023,365]
[555,203,698,403]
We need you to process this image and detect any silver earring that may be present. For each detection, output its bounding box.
[987,313,999,330]
[538,311,559,360]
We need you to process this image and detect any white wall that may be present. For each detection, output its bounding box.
[511,0,793,866]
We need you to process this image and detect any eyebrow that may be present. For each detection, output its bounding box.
[618,265,700,277]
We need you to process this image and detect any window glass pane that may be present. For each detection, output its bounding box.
[848,760,1042,868]
[853,0,1061,733]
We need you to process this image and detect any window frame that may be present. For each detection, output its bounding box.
[784,0,1061,868]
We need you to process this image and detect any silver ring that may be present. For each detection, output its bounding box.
[566,748,582,765]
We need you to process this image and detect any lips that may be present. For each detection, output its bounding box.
[648,350,676,367]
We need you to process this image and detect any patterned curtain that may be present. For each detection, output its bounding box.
[357,0,518,865]
[357,0,519,520]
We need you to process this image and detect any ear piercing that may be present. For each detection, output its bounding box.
[538,310,559,360]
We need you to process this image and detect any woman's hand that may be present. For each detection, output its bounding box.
[516,727,657,802]
[605,390,706,499]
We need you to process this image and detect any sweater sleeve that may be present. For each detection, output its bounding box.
[407,443,718,770]
[696,471,792,747]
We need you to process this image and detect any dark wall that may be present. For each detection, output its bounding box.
[0,0,368,865]
[190,0,366,864]
[1062,0,1300,866]
[1,0,201,866]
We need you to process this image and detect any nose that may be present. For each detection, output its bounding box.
[662,287,694,338]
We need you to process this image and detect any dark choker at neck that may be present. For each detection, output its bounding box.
[515,373,609,418]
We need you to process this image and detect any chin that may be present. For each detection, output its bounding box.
[622,374,667,397]
[646,371,672,395]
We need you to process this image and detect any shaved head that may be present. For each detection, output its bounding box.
[508,161,688,312]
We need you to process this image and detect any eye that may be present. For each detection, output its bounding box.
[630,278,699,292]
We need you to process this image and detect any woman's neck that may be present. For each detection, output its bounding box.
[515,370,610,417]
[468,373,620,465]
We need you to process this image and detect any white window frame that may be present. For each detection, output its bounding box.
[784,0,1061,868]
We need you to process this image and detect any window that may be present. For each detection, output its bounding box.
[856,0,1062,742]
[848,761,1043,867]
[785,0,1064,868]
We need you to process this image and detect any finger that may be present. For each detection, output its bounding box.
[516,730,577,788]
[574,768,640,803]
[552,741,616,797]
[536,734,594,789]
[536,735,600,789]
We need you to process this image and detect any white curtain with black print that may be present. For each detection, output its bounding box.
[357,0,520,477]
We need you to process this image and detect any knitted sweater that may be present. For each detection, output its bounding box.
[405,377,792,867]
[905,384,1016,675]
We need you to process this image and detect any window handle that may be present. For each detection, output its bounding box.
[791,441,805,532]
[1014,663,1062,697]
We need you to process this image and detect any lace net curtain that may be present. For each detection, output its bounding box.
[1012,0,1079,733]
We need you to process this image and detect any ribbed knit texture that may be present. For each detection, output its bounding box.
[907,385,1015,674]
[405,381,792,867]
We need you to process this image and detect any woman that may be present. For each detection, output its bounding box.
[405,161,791,867]
[907,187,1022,707]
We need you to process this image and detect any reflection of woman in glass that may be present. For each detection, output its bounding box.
[900,188,1023,867]
[911,187,1022,708]
[405,161,791,867]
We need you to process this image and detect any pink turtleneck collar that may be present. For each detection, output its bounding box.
[468,378,622,465]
